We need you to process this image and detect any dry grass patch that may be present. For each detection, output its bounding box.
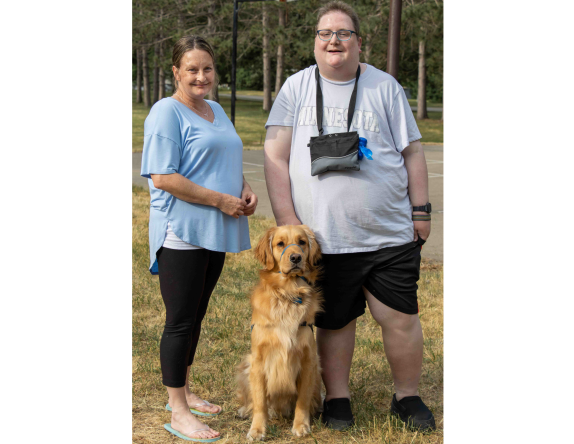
[133,186,443,443]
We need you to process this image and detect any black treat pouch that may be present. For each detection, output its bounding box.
[308,65,361,177]
[309,132,359,175]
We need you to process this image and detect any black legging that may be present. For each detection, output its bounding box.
[156,247,226,387]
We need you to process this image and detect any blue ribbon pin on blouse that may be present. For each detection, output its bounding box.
[358,137,373,160]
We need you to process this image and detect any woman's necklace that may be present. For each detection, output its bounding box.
[176,92,209,118]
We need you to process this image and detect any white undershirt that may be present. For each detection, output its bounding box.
[162,221,203,250]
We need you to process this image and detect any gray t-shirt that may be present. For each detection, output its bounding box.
[265,64,422,254]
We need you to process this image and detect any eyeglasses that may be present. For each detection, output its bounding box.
[316,29,357,41]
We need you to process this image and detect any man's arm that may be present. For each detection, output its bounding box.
[401,140,431,241]
[264,126,301,226]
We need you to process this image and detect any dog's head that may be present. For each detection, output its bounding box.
[254,225,321,275]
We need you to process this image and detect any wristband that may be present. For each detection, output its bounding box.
[412,214,431,221]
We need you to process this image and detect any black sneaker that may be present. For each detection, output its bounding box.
[321,398,355,431]
[390,394,436,432]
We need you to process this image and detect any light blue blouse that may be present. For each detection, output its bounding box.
[141,98,251,274]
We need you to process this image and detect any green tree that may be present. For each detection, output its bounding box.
[132,0,443,109]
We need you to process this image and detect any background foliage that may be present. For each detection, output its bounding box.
[133,0,443,101]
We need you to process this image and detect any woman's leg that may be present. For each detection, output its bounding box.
[186,251,226,366]
[166,386,219,440]
[158,247,210,387]
[157,248,220,438]
[184,250,226,413]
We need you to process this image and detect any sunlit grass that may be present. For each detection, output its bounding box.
[407,98,443,109]
[132,185,443,443]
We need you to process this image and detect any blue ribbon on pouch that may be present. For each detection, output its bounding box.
[358,137,373,160]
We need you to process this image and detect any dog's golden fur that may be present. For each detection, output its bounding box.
[237,225,323,440]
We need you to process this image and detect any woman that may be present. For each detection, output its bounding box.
[141,35,257,442]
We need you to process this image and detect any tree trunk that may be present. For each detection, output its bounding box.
[158,8,165,100]
[207,0,216,36]
[387,0,402,79]
[440,60,444,122]
[417,39,428,120]
[143,46,151,107]
[153,43,160,104]
[159,41,165,100]
[364,0,382,65]
[275,5,285,95]
[136,46,142,103]
[364,35,371,64]
[176,0,186,31]
[262,4,272,112]
[207,0,219,103]
[209,79,220,103]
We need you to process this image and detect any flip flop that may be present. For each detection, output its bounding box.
[165,400,222,417]
[163,423,221,442]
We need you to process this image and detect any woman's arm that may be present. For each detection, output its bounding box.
[151,173,247,219]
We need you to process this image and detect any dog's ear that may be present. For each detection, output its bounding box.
[301,225,321,266]
[254,227,277,270]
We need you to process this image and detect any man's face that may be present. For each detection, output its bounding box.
[314,11,362,72]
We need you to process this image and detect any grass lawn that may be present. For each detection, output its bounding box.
[219,89,277,99]
[132,95,442,152]
[407,99,443,109]
[133,101,148,154]
[132,185,444,443]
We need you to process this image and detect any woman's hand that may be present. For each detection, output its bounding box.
[218,194,247,219]
[241,178,258,216]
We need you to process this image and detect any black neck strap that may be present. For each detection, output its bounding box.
[315,64,361,135]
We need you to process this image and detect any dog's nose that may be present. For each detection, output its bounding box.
[290,253,302,264]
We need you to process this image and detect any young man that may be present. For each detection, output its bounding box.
[264,1,435,432]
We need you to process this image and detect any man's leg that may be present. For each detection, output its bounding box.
[317,319,357,430]
[314,251,369,430]
[363,287,423,400]
[361,240,436,431]
[316,318,357,401]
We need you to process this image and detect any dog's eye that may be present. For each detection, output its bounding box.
[298,240,306,246]
[277,242,284,247]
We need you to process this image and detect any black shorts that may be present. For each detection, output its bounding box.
[314,238,425,330]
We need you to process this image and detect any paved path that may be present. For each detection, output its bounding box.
[219,93,443,112]
[133,144,443,262]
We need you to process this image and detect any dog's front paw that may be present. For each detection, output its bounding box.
[238,406,248,419]
[291,421,311,437]
[247,426,266,441]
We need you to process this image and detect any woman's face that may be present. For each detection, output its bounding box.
[172,49,215,99]
[314,11,362,73]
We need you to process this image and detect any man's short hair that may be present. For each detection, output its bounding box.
[316,1,361,37]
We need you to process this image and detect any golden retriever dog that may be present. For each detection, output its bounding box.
[236,225,323,441]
